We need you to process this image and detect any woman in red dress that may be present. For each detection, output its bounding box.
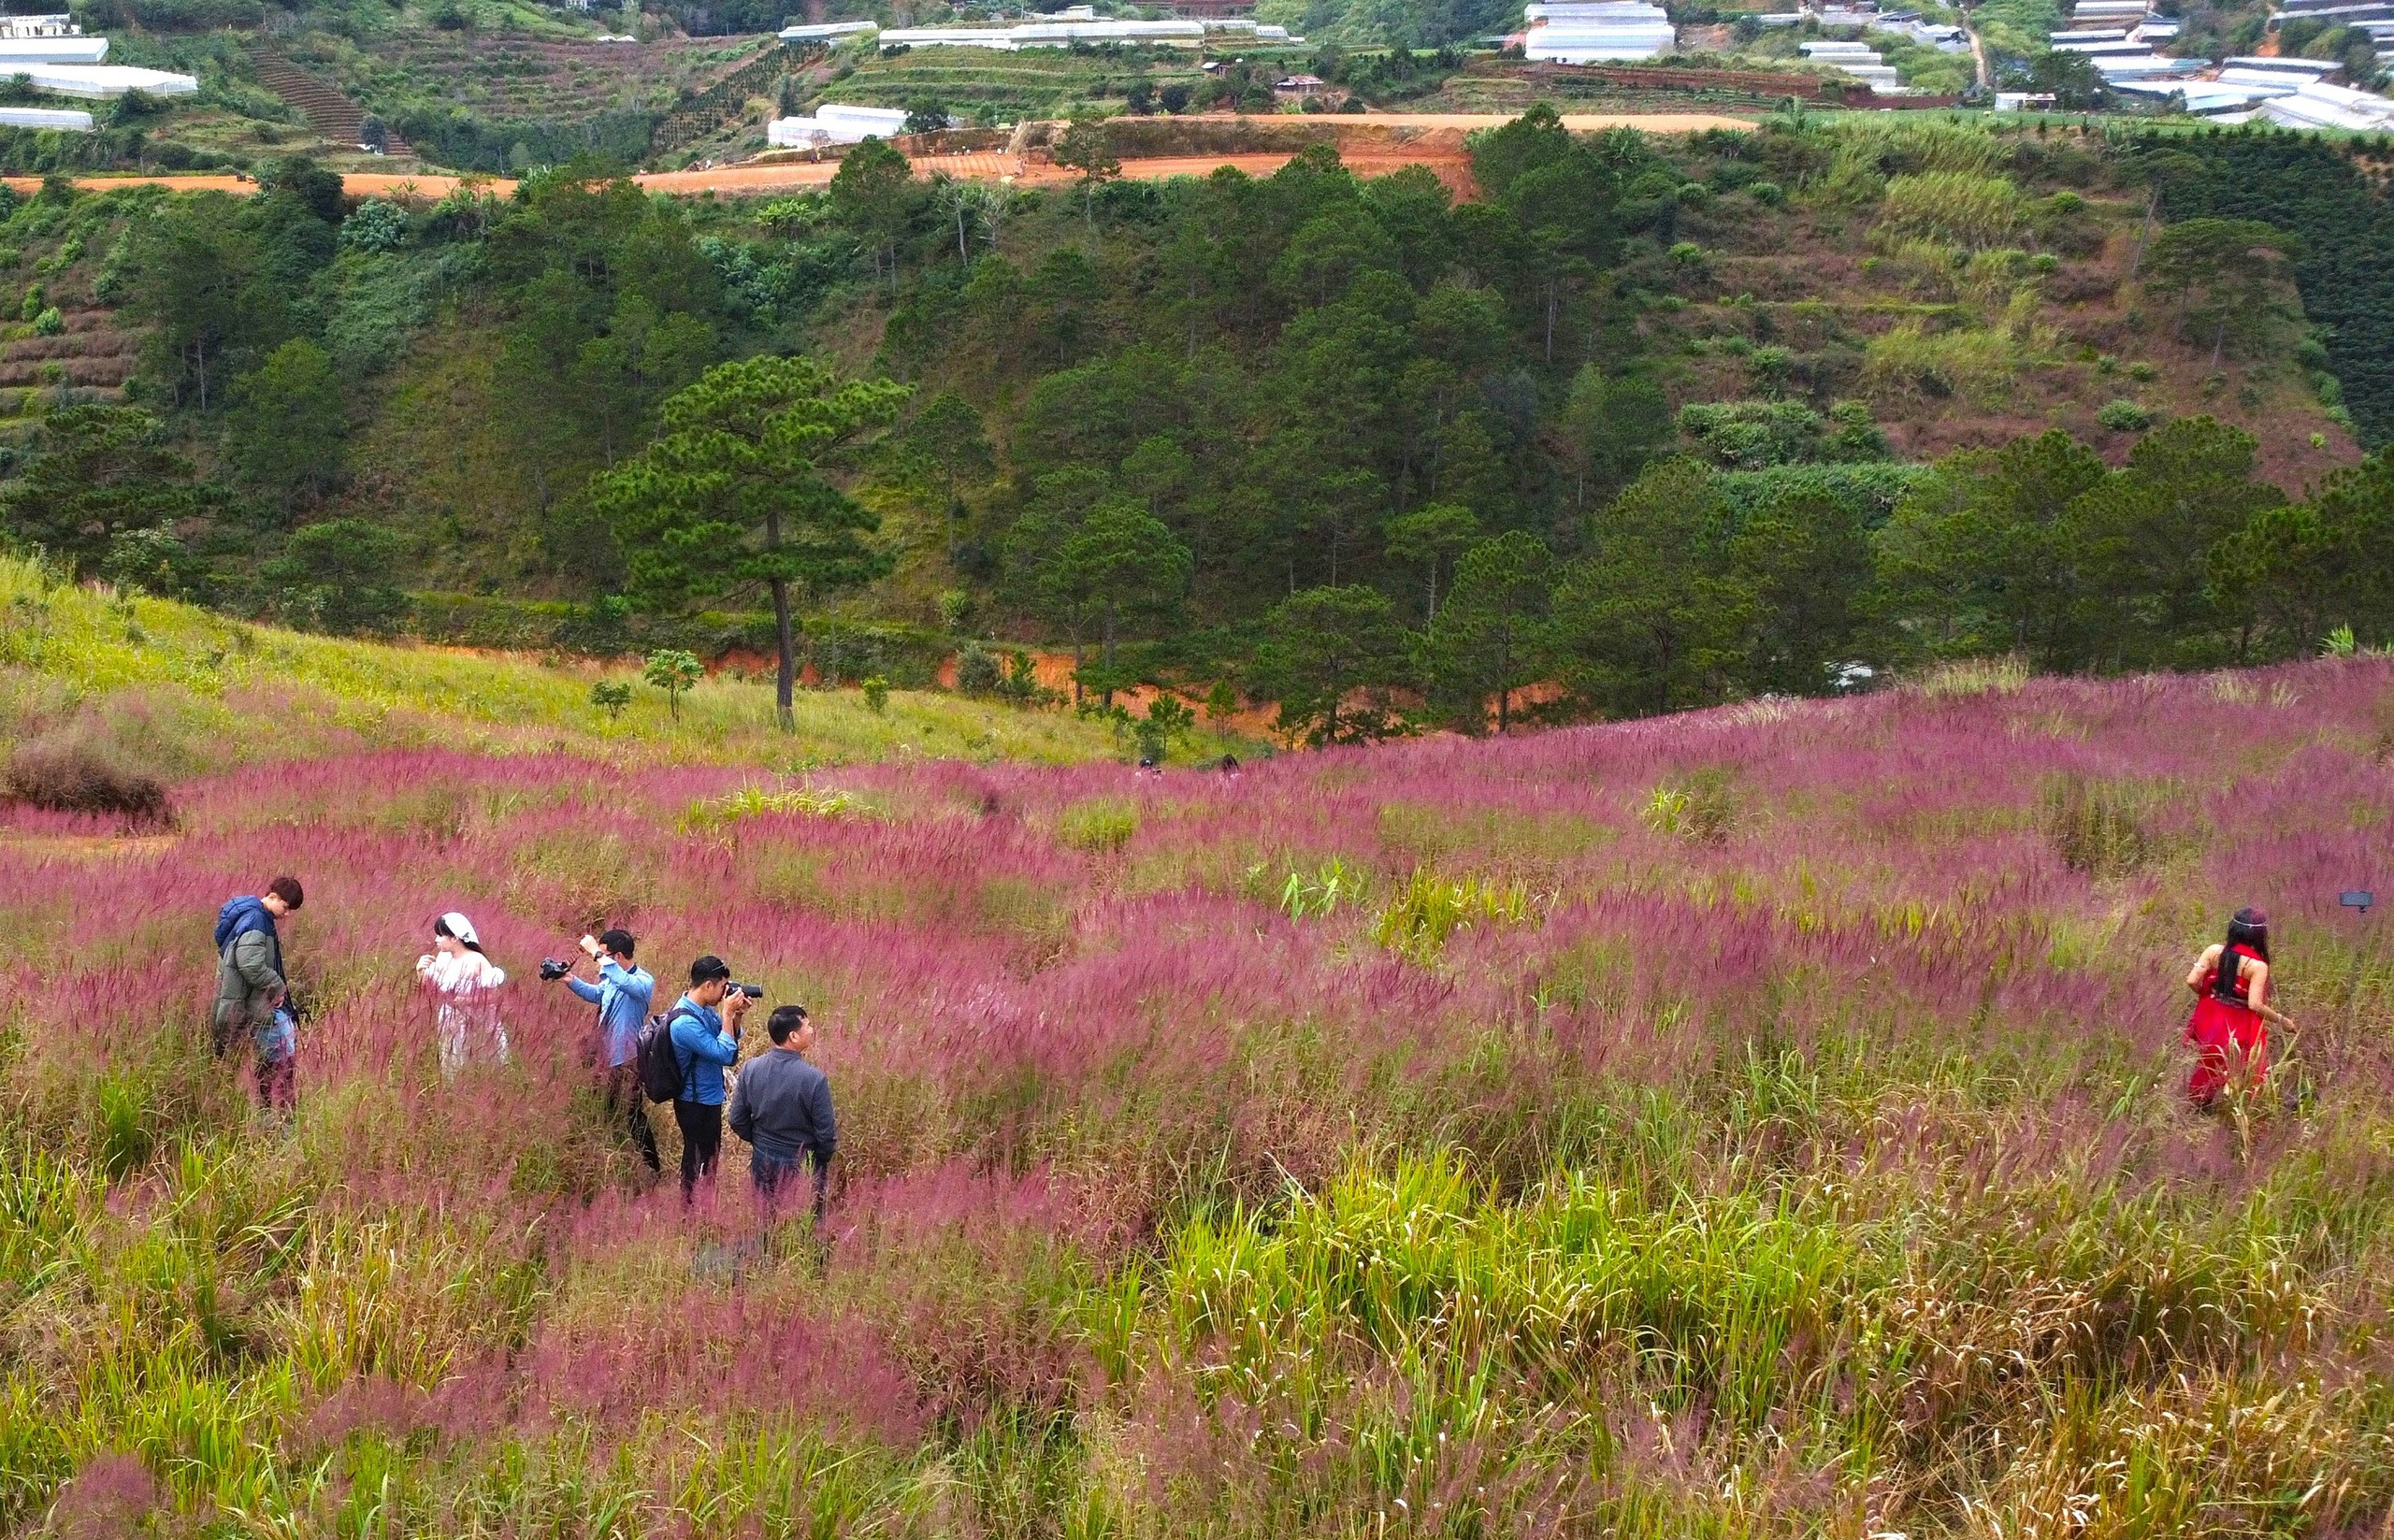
[2183,907,2295,1108]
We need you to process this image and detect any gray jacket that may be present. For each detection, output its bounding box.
[727,1048,837,1167]
[214,928,284,1037]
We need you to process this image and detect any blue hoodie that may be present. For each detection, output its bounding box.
[214,896,282,977]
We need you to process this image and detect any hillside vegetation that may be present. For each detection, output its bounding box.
[0,555,1140,774]
[7,113,2389,734]
[7,655,2394,1534]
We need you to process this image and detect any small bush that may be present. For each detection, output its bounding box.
[682,784,858,831]
[2043,774,2158,878]
[339,199,410,252]
[1641,768,1737,842]
[94,1072,154,1179]
[1372,866,1536,963]
[957,642,1003,695]
[1910,655,2028,697]
[1058,797,1138,854]
[1873,171,2027,252]
[1275,856,1360,918]
[2097,397,2154,432]
[4,728,170,822]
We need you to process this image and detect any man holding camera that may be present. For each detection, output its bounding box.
[547,928,657,1173]
[728,1004,837,1225]
[667,955,754,1200]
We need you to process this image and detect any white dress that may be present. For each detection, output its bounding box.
[416,949,509,1075]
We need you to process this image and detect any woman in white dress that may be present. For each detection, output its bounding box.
[416,912,508,1076]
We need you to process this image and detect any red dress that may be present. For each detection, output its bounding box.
[2185,943,2268,1104]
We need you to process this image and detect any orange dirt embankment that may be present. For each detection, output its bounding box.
[8,110,1747,203]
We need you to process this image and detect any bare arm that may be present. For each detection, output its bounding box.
[2245,958,2295,1029]
[2186,943,2223,994]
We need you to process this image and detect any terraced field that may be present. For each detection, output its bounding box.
[289,30,772,127]
[0,307,133,448]
[818,46,1215,122]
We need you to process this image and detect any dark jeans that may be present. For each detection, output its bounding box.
[674,1100,722,1199]
[256,1052,294,1112]
[604,1064,661,1173]
[754,1151,830,1224]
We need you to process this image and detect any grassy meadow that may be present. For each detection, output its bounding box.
[7,605,2394,1535]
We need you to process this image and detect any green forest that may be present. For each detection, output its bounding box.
[5,111,2393,737]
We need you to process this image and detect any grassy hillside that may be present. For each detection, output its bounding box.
[0,555,1146,771]
[8,654,2394,1533]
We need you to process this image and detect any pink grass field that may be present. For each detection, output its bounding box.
[8,657,2394,1535]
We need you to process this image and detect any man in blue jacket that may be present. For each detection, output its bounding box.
[728,1004,837,1224]
[556,928,657,1173]
[213,877,303,1110]
[667,955,752,1200]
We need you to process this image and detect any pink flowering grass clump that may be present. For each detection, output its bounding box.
[7,657,2394,1534]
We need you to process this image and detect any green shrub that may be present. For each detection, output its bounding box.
[93,1072,153,1180]
[1275,856,1360,918]
[1678,398,1823,468]
[2097,397,2154,432]
[683,784,859,831]
[1058,797,1138,854]
[1873,171,2027,252]
[1371,867,1536,963]
[1641,768,1737,842]
[957,642,1003,695]
[1862,322,2027,406]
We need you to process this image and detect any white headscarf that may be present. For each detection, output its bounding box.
[439,912,481,950]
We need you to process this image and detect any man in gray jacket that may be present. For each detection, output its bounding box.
[212,876,303,1106]
[726,1004,837,1223]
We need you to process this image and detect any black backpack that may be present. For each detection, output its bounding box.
[634,1006,701,1104]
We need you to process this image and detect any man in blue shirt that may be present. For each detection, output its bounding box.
[555,928,657,1173]
[667,955,752,1200]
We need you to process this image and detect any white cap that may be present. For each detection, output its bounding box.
[439,912,480,948]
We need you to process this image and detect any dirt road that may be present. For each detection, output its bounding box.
[2,109,1748,202]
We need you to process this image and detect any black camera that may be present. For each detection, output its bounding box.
[730,983,763,999]
[539,957,571,981]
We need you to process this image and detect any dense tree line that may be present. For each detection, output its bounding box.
[1227,420,2394,740]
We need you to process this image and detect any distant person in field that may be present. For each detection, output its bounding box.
[668,956,752,1200]
[212,875,303,1111]
[416,912,508,1076]
[555,928,658,1173]
[727,1004,837,1225]
[2184,907,2295,1108]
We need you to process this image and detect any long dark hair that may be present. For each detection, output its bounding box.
[2224,906,2270,964]
[432,915,485,955]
